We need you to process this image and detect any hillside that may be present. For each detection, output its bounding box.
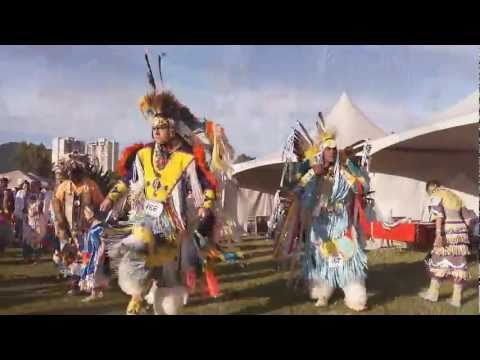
[0,142,22,173]
[0,142,52,177]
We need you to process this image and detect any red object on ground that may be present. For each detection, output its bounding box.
[370,222,435,250]
[370,222,417,243]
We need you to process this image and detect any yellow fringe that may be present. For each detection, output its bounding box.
[430,268,469,280]
[444,225,468,233]
[210,123,233,174]
[432,244,470,257]
[444,235,469,245]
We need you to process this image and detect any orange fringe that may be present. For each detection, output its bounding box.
[193,140,218,190]
[206,120,215,143]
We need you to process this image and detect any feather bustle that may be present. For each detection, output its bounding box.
[117,143,145,178]
[193,140,218,190]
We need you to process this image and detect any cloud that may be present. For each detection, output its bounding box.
[201,86,423,156]
[197,85,336,157]
[0,45,476,159]
[352,95,423,133]
[408,45,478,56]
[0,55,446,157]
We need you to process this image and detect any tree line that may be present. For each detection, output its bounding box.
[16,142,53,179]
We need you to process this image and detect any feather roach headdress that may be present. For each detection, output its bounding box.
[54,152,90,178]
[54,152,114,196]
[139,52,203,145]
[315,112,337,149]
[287,112,337,162]
[138,52,235,177]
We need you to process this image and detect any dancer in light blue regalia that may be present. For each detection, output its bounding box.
[281,115,372,311]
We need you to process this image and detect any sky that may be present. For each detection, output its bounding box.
[0,45,477,157]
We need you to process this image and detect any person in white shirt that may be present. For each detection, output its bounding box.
[22,180,47,263]
[14,180,29,246]
[41,186,54,223]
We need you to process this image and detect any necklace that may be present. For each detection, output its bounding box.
[150,150,163,197]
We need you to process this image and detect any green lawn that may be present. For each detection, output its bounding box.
[0,237,477,315]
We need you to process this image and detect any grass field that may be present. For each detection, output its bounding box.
[0,237,478,315]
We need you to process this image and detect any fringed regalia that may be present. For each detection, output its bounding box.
[79,221,109,293]
[104,54,236,314]
[427,187,472,283]
[52,153,106,251]
[22,191,48,260]
[301,155,369,288]
[280,116,372,311]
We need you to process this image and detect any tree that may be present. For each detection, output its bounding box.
[14,142,53,179]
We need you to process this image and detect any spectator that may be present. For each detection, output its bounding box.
[22,180,47,263]
[0,177,15,217]
[13,180,29,246]
[41,185,59,252]
[0,177,15,251]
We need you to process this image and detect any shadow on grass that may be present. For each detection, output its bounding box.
[367,258,478,308]
[238,244,274,251]
[26,301,127,315]
[2,282,129,315]
[367,259,428,307]
[463,279,478,290]
[219,269,276,284]
[0,258,52,266]
[0,282,70,311]
[228,277,307,315]
[218,258,276,277]
[0,259,27,266]
[0,274,64,289]
[242,249,274,259]
[460,293,477,304]
[243,235,268,239]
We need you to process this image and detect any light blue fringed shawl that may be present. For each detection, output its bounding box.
[302,154,368,289]
[81,223,104,282]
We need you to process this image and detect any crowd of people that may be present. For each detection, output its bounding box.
[0,177,57,261]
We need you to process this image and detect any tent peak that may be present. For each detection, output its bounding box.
[339,91,352,103]
[426,89,479,124]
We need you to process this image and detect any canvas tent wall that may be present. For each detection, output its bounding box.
[233,152,284,194]
[221,177,275,232]
[369,103,478,220]
[0,170,52,189]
